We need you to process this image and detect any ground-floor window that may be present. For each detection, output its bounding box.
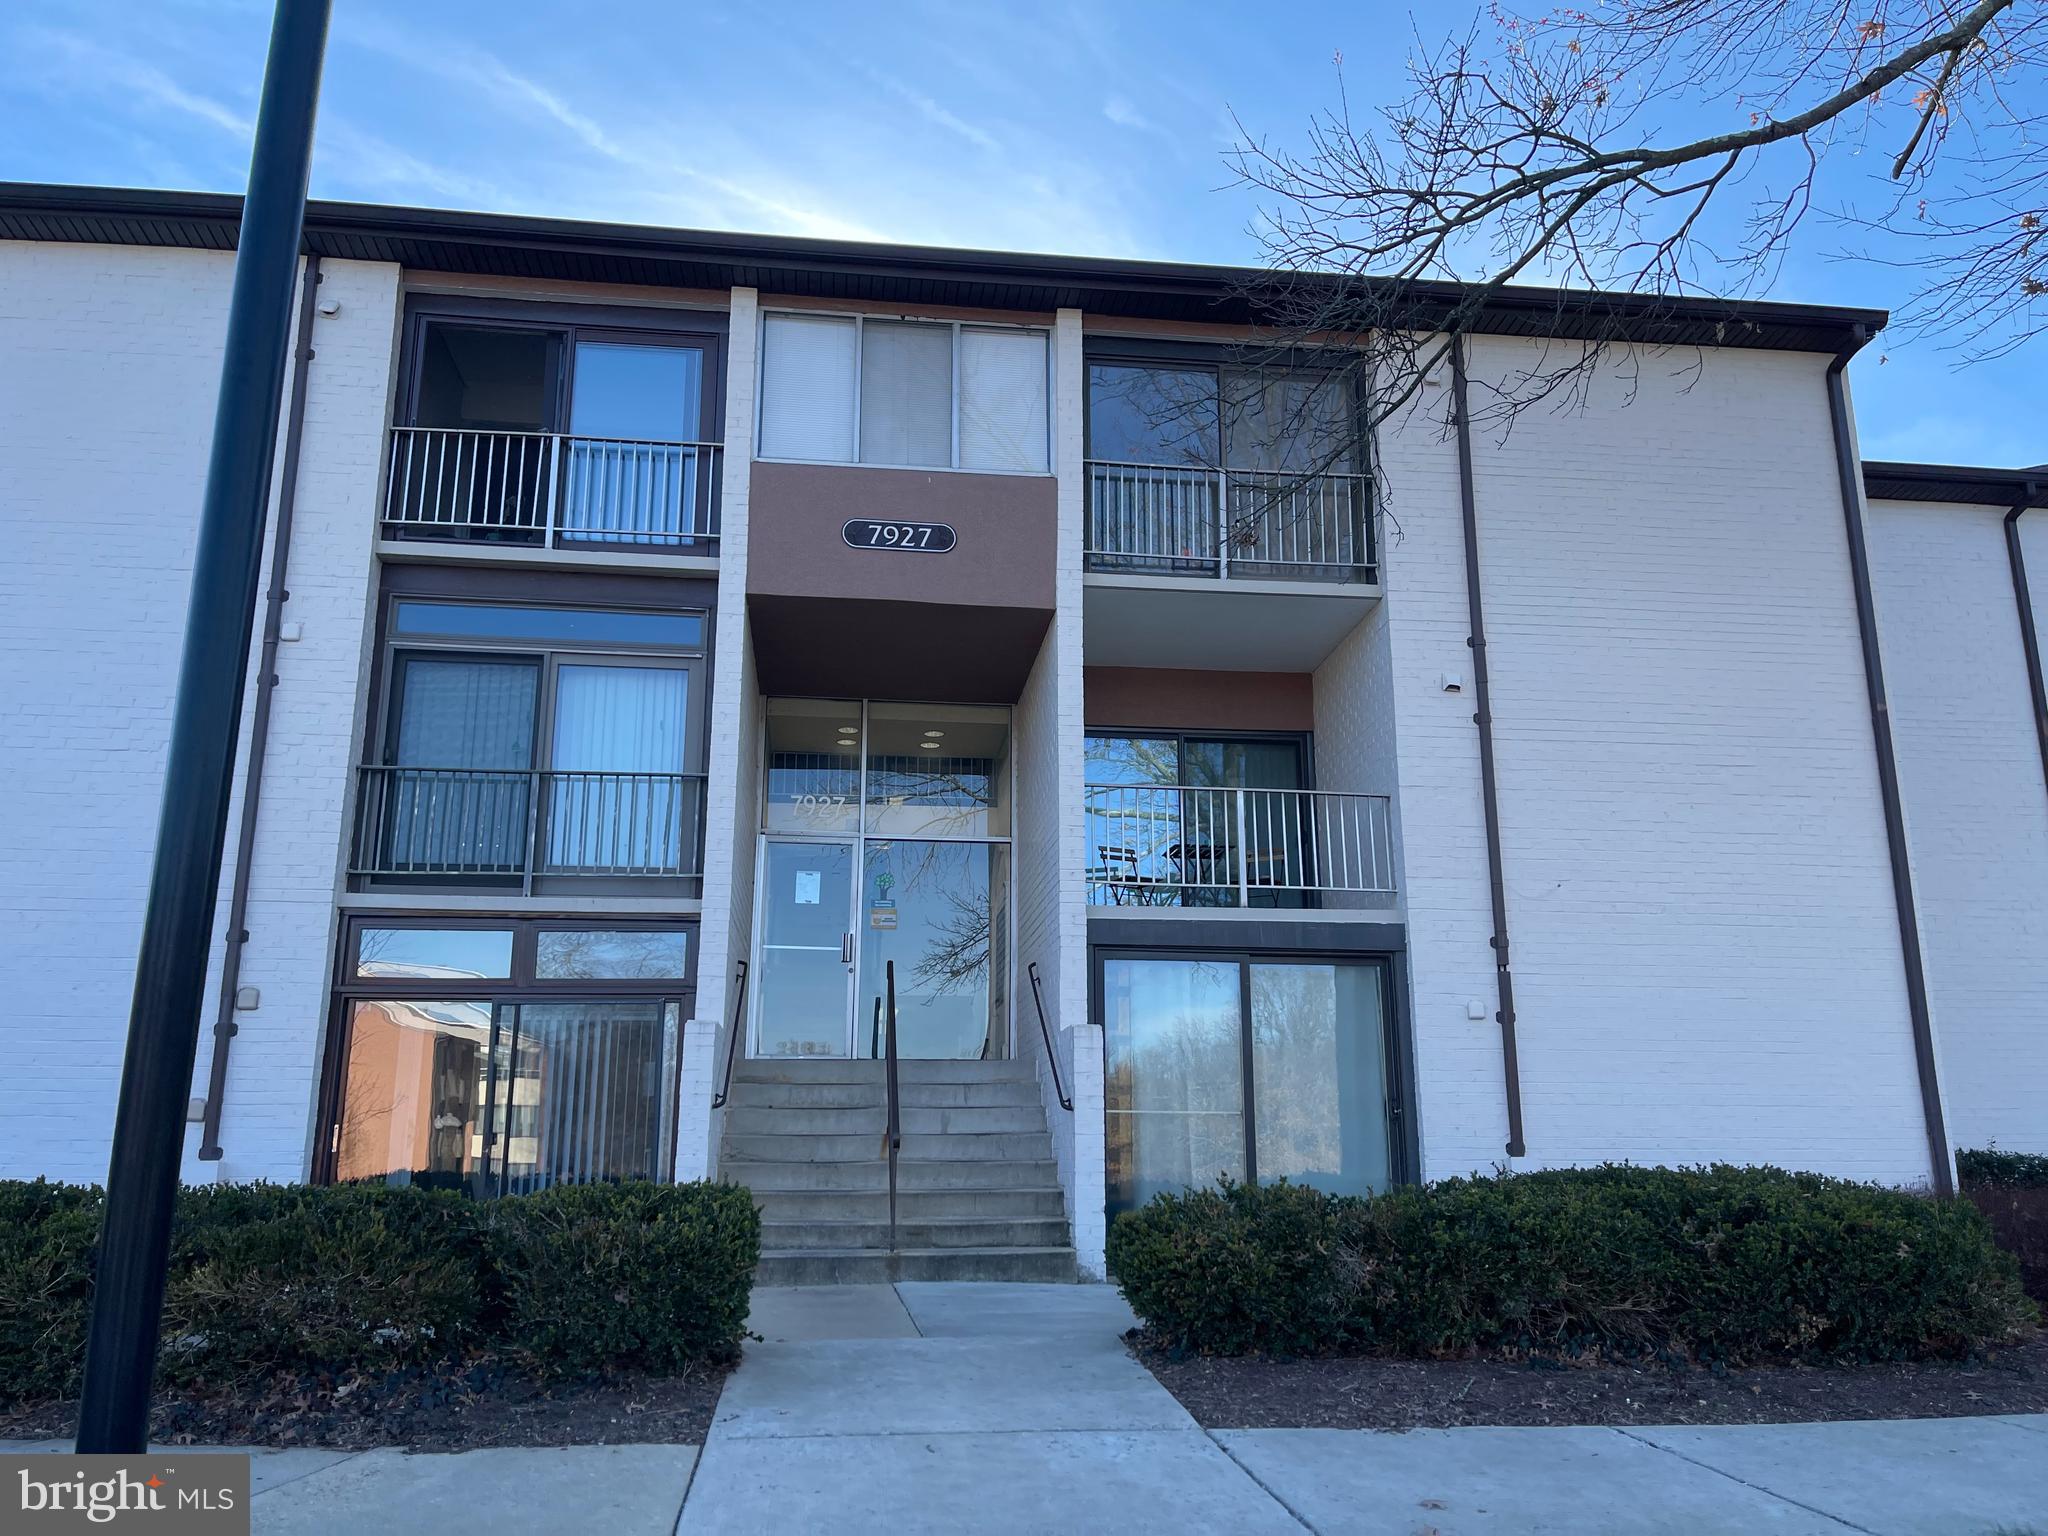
[320,916,692,1194]
[1098,951,1399,1216]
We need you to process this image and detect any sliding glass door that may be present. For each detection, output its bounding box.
[1102,952,1398,1216]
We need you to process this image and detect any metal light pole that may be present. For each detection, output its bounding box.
[74,0,331,1454]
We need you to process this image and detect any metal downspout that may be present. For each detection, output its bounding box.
[1449,335,1528,1159]
[1824,329,1953,1196]
[2003,485,2048,805]
[196,253,322,1162]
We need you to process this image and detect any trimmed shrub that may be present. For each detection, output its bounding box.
[1109,1165,2038,1362]
[0,1177,761,1407]
[486,1180,760,1374]
[0,1181,103,1402]
[162,1183,489,1385]
[1958,1149,2048,1305]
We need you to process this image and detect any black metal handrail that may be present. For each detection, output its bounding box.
[710,959,748,1110]
[882,961,902,1250]
[1027,962,1074,1112]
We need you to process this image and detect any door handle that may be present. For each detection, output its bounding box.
[842,932,854,965]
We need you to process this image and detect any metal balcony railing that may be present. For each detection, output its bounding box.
[382,427,722,552]
[1084,783,1395,906]
[1084,460,1376,583]
[351,766,708,886]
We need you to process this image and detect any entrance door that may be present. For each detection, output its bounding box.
[752,839,856,1057]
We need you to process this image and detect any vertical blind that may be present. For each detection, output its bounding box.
[758,312,1049,472]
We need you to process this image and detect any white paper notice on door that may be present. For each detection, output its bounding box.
[794,869,822,905]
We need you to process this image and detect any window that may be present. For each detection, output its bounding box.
[1085,732,1308,908]
[1086,360,1356,473]
[392,313,719,550]
[326,918,692,1194]
[1101,952,1397,1216]
[759,312,1049,473]
[357,599,706,888]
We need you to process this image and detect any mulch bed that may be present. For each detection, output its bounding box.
[1138,1331,2048,1430]
[0,1361,731,1451]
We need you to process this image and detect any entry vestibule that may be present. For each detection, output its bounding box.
[750,699,1013,1060]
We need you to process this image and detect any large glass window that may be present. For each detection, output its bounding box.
[359,599,705,888]
[759,312,1049,473]
[327,918,691,1194]
[857,840,1010,1060]
[1084,732,1307,908]
[1102,953,1398,1216]
[394,316,719,552]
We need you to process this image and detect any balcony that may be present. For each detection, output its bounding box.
[1084,463,1375,585]
[382,427,722,555]
[1083,783,1395,908]
[351,765,707,889]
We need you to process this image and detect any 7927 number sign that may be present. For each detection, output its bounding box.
[842,519,957,553]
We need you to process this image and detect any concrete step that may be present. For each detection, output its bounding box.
[722,1104,1047,1137]
[755,1246,1077,1287]
[728,1158,1062,1192]
[898,1079,1043,1108]
[724,1130,1055,1164]
[722,1106,888,1136]
[760,1218,1072,1252]
[733,1058,1031,1085]
[896,1132,1055,1161]
[746,1186,1068,1223]
[722,1081,884,1109]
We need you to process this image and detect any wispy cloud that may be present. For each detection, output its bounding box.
[25,24,252,138]
[867,69,1000,154]
[1102,95,1158,135]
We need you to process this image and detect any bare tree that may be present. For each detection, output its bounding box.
[1216,0,2041,451]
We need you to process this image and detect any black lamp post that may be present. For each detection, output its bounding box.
[74,0,331,1454]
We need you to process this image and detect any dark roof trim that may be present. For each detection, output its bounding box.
[1863,460,2048,509]
[0,181,1889,354]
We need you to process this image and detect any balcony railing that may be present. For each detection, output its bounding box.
[351,766,707,886]
[382,427,722,553]
[1085,461,1375,583]
[1084,783,1395,907]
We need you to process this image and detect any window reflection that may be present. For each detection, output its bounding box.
[355,928,514,981]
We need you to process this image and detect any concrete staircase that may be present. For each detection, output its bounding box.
[720,1058,1076,1285]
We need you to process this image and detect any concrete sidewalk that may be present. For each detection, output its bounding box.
[8,1287,2043,1533]
[680,1283,2048,1534]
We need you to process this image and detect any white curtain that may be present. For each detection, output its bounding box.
[547,665,690,872]
[759,314,857,462]
[960,328,1049,472]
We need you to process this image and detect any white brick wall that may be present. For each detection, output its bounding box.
[684,287,759,1181]
[1379,338,1934,1185]
[0,243,398,1184]
[1311,601,1405,914]
[1869,496,2048,1155]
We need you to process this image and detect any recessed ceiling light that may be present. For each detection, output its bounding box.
[836,726,857,734]
[919,742,942,750]
[922,730,945,739]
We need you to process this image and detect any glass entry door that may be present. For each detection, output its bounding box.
[752,839,857,1057]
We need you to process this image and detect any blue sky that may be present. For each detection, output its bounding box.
[2,0,2037,466]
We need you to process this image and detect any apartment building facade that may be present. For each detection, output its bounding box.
[1,184,2042,1283]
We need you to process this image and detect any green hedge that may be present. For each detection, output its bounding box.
[0,1178,759,1406]
[1957,1148,2048,1188]
[1108,1167,2037,1362]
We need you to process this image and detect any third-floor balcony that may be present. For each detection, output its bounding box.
[1085,461,1375,584]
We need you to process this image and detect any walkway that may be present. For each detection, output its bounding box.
[7,1286,2042,1532]
[680,1282,2048,1534]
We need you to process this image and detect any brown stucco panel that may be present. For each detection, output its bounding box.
[747,461,1056,611]
[1085,666,1315,732]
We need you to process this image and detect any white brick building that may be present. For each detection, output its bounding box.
[0,184,2040,1282]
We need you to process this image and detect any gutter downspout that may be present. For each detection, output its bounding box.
[2003,484,2048,805]
[197,254,321,1162]
[1450,335,1528,1159]
[1823,328,1953,1197]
